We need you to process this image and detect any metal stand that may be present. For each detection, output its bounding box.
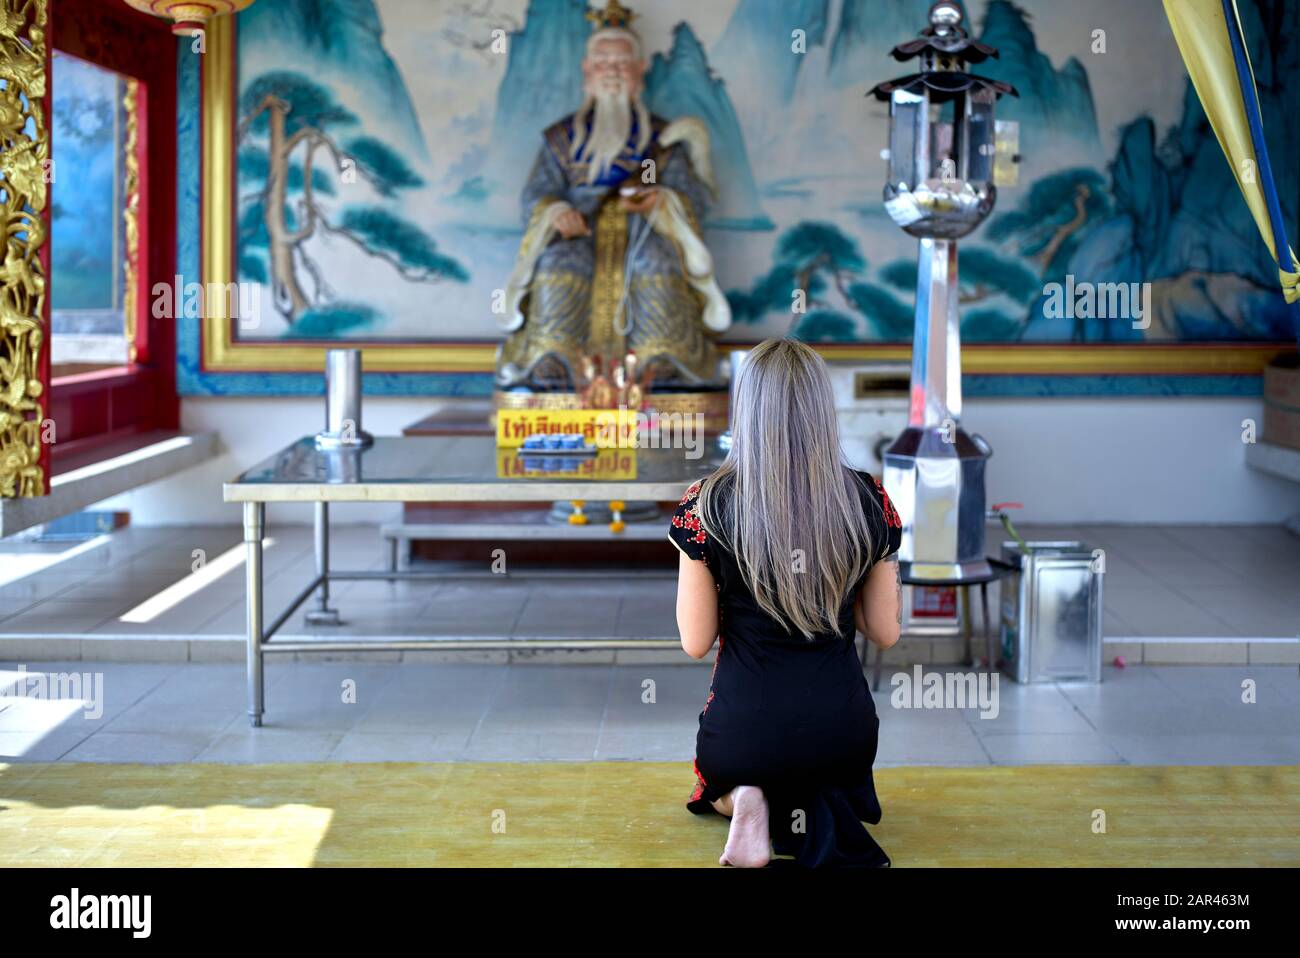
[242,498,680,728]
[869,557,1017,692]
[304,501,342,626]
[244,502,265,728]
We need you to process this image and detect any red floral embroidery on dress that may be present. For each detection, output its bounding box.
[873,476,903,529]
[671,482,708,545]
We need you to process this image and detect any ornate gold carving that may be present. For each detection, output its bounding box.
[590,197,628,362]
[638,389,729,433]
[0,0,49,498]
[123,78,140,364]
[493,391,588,412]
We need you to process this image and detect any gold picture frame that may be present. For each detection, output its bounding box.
[199,14,1288,377]
[199,15,490,373]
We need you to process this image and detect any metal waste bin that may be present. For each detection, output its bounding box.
[999,541,1104,683]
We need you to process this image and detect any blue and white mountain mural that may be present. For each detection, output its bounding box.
[645,23,771,229]
[482,0,589,208]
[974,1,1102,167]
[712,0,831,107]
[239,0,429,165]
[226,0,1298,348]
[829,0,965,89]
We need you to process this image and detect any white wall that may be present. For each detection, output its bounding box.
[98,394,1300,527]
[972,397,1298,524]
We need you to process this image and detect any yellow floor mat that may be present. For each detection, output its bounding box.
[2,762,1296,867]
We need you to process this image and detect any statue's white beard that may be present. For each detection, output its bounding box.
[571,90,650,185]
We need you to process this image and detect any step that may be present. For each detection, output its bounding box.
[0,431,218,539]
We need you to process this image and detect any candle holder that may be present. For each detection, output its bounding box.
[315,349,374,451]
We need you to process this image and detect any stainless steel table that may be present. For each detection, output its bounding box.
[223,435,723,727]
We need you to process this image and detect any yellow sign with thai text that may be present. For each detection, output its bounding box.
[495,408,637,448]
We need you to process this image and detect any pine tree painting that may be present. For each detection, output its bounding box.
[237,71,467,336]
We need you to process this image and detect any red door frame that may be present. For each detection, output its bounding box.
[48,0,178,473]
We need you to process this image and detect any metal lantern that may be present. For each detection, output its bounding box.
[869,0,1018,581]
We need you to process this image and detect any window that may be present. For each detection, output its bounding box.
[49,53,135,378]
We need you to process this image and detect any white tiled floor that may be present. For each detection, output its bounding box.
[2,521,1297,641]
[0,521,1297,765]
[0,659,1296,765]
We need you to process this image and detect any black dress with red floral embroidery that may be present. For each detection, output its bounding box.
[668,469,903,868]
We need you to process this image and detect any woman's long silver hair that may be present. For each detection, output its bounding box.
[697,338,877,639]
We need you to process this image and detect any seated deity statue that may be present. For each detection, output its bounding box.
[496,0,731,394]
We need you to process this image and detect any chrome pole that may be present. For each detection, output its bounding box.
[244,501,265,728]
[911,237,962,427]
[305,500,341,625]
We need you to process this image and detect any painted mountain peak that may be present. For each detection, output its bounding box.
[711,0,830,106]
[828,0,969,90]
[644,22,773,229]
[484,0,590,202]
[1050,0,1298,342]
[974,0,1102,165]
[238,0,428,163]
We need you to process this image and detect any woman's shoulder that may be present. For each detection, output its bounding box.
[669,476,726,562]
[849,466,882,494]
[850,468,903,558]
[848,468,881,504]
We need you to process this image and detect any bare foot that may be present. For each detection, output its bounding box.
[719,785,770,867]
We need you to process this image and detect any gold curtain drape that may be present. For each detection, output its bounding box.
[1163,0,1300,306]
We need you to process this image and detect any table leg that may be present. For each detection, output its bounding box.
[305,500,341,625]
[960,585,973,667]
[980,581,994,671]
[244,502,265,728]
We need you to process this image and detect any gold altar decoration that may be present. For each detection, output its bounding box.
[123,78,140,363]
[195,11,1286,378]
[122,0,255,35]
[0,0,49,499]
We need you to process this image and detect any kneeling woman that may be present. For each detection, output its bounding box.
[669,338,903,868]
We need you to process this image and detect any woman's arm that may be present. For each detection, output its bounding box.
[675,550,720,659]
[856,557,902,649]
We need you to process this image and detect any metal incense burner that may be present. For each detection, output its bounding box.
[869,0,1018,581]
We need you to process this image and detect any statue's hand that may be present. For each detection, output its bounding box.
[619,186,660,215]
[554,208,590,239]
